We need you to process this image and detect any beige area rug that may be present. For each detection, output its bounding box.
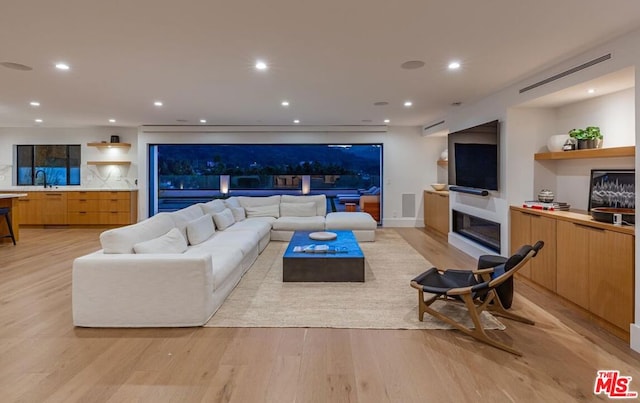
[205,229,505,330]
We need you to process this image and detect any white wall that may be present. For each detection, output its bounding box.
[136,126,445,226]
[0,127,138,189]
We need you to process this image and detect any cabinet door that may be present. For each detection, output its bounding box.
[588,228,634,331]
[424,191,435,229]
[529,215,557,292]
[556,221,590,309]
[434,193,449,235]
[42,192,68,225]
[510,210,532,278]
[17,194,44,225]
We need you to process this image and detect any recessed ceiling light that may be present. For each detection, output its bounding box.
[384,119,390,123]
[281,100,290,107]
[108,119,116,123]
[55,62,70,70]
[29,101,40,107]
[1,62,33,71]
[154,101,163,107]
[448,61,461,70]
[587,88,596,94]
[293,119,300,124]
[200,119,207,123]
[255,60,268,70]
[404,101,413,107]
[401,60,425,70]
[34,119,43,123]
[373,101,389,106]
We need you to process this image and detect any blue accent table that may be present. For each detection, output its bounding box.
[283,230,365,282]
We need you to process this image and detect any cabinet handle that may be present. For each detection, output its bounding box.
[79,199,87,202]
[45,193,62,196]
[110,199,118,202]
[79,212,87,214]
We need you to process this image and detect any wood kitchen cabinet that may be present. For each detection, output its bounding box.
[8,190,137,226]
[510,209,556,291]
[423,190,449,235]
[511,206,634,338]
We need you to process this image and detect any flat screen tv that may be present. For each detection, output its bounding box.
[448,120,499,191]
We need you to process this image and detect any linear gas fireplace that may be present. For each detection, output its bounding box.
[452,210,500,253]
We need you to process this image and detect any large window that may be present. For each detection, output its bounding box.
[16,145,81,186]
[149,144,382,213]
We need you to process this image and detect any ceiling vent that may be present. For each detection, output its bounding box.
[422,120,448,137]
[519,53,612,94]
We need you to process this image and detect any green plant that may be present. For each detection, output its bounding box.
[569,126,601,140]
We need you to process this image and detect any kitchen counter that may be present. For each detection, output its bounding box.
[0,187,137,192]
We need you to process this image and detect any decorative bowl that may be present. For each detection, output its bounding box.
[431,183,447,191]
[537,189,554,202]
[590,207,635,224]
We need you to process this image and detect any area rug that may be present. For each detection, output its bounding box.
[205,229,505,330]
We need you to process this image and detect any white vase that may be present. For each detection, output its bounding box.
[547,134,570,152]
[440,149,448,161]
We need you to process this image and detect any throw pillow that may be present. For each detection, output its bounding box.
[133,228,188,254]
[200,199,226,215]
[245,204,280,218]
[212,208,236,230]
[186,214,215,245]
[280,201,316,217]
[223,197,241,208]
[230,206,246,222]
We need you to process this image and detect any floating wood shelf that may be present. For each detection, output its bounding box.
[87,142,131,148]
[87,161,131,166]
[437,159,448,167]
[534,146,634,160]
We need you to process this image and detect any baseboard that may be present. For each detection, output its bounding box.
[631,323,640,353]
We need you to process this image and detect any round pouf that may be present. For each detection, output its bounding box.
[308,231,338,241]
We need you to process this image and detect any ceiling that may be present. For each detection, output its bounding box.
[2,0,640,128]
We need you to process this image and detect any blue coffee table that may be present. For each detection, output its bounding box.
[283,230,365,282]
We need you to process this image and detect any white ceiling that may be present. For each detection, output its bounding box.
[1,0,640,128]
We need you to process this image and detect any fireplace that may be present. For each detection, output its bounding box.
[452,210,500,253]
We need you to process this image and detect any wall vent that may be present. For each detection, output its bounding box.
[519,53,611,94]
[422,120,448,137]
[401,193,416,217]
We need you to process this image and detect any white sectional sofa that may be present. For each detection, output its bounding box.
[72,194,376,327]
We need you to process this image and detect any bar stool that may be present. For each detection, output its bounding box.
[0,207,16,245]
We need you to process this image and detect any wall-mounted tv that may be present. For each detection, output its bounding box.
[448,120,499,191]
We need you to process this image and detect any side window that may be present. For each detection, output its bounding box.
[16,145,81,186]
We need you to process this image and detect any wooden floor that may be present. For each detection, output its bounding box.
[1,227,639,402]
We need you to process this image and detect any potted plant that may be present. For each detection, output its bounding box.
[569,126,602,149]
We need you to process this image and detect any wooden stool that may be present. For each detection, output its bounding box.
[345,203,356,212]
[0,207,16,245]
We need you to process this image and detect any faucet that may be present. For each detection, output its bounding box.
[35,170,47,188]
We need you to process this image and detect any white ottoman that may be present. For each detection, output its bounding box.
[325,212,377,242]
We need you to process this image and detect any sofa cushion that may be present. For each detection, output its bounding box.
[325,212,377,230]
[281,194,327,216]
[199,199,226,215]
[272,216,326,231]
[230,206,246,222]
[238,195,281,208]
[212,208,236,230]
[225,218,272,239]
[245,204,280,218]
[280,201,316,217]
[223,197,241,208]
[100,213,175,254]
[186,214,215,245]
[133,228,188,254]
[167,204,205,239]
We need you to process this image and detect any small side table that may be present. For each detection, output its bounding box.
[345,203,356,212]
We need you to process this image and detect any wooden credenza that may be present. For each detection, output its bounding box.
[510,206,634,339]
[12,190,137,226]
[423,190,449,235]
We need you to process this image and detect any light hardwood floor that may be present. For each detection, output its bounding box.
[1,227,639,402]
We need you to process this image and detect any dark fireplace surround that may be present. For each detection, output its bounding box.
[452,209,501,253]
